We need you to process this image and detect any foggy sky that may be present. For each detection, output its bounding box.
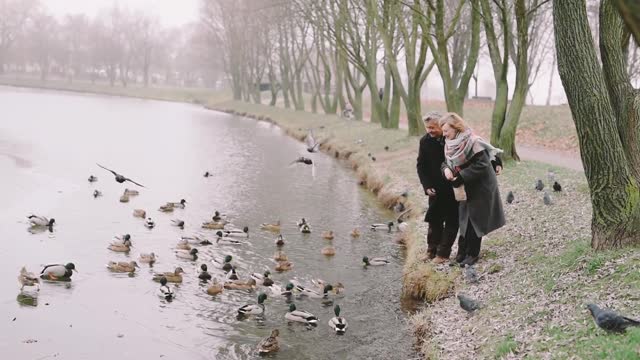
[43,0,199,27]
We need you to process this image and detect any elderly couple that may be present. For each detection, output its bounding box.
[417,112,505,267]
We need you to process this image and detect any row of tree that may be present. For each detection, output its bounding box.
[205,0,639,161]
[0,0,223,87]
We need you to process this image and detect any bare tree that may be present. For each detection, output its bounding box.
[0,0,37,73]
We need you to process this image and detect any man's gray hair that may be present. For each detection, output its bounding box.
[423,111,443,122]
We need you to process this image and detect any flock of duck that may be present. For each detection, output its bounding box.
[18,163,404,355]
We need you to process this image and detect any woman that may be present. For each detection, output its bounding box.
[439,113,505,267]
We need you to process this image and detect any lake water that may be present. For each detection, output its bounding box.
[0,86,415,359]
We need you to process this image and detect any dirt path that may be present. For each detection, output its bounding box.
[518,144,583,172]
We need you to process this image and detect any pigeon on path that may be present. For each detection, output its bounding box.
[553,181,562,192]
[535,179,544,191]
[506,191,515,204]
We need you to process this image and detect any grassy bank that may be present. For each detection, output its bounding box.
[4,78,637,358]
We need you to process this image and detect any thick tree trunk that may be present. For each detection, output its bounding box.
[554,0,640,249]
[613,0,640,45]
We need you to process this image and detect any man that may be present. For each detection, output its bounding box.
[417,112,460,264]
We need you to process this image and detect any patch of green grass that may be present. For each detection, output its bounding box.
[494,334,518,359]
[541,325,640,359]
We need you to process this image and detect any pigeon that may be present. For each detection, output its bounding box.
[384,146,389,151]
[457,294,481,313]
[305,130,320,153]
[506,191,515,204]
[290,157,313,165]
[464,266,479,284]
[547,169,556,182]
[535,179,544,191]
[543,191,552,205]
[97,163,146,188]
[587,303,640,333]
[553,181,562,192]
[93,190,102,198]
[371,156,376,162]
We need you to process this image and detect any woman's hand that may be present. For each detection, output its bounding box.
[444,168,454,181]
[495,165,503,175]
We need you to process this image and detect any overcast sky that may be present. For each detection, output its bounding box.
[43,0,200,27]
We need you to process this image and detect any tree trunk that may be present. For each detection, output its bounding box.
[553,0,640,249]
[546,54,556,105]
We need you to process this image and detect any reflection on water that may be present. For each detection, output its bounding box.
[17,293,38,307]
[0,86,414,359]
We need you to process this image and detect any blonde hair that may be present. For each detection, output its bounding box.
[438,112,468,133]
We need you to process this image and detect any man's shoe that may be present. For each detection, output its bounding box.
[460,255,479,268]
[432,256,449,265]
[426,248,437,260]
[455,252,466,263]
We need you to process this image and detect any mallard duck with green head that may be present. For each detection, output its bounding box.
[158,277,174,301]
[250,271,274,287]
[198,264,212,281]
[108,238,132,252]
[40,263,76,281]
[285,303,318,325]
[237,293,267,315]
[328,305,348,334]
[175,248,198,261]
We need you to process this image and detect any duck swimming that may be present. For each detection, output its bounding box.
[159,204,174,213]
[250,271,274,287]
[274,250,288,261]
[285,303,318,325]
[296,218,308,227]
[28,215,55,228]
[108,238,132,252]
[362,256,390,266]
[260,221,281,232]
[350,228,360,238]
[215,231,246,245]
[171,219,185,228]
[93,190,102,198]
[18,267,40,291]
[158,277,174,301]
[224,278,257,291]
[88,175,98,182]
[133,209,146,218]
[107,261,139,273]
[275,234,285,247]
[175,248,198,261]
[40,263,76,281]
[275,260,293,272]
[225,267,239,281]
[328,305,348,334]
[202,221,226,230]
[322,231,335,240]
[167,199,187,209]
[257,329,280,355]
[138,252,157,264]
[153,267,184,283]
[206,278,224,295]
[198,264,212,281]
[123,188,139,196]
[321,246,336,256]
[370,222,394,232]
[237,293,267,316]
[176,239,191,250]
[119,194,130,203]
[145,218,155,229]
[299,224,311,234]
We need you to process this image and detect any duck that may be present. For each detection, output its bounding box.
[27,215,55,228]
[93,190,102,198]
[260,221,281,232]
[296,218,308,227]
[175,248,198,261]
[204,171,211,178]
[206,278,224,295]
[257,329,280,355]
[322,230,335,240]
[237,293,267,316]
[250,271,274,287]
[321,246,336,256]
[311,279,345,294]
[18,267,40,291]
[159,204,174,212]
[158,277,174,301]
[138,252,157,264]
[274,250,288,261]
[133,209,146,218]
[285,303,318,325]
[144,218,155,229]
[221,226,249,238]
[224,278,257,291]
[350,228,361,238]
[181,235,206,244]
[299,223,311,234]
[171,219,185,228]
[226,267,239,281]
[107,261,139,273]
[371,221,394,232]
[298,284,333,299]
[328,305,348,334]
[168,199,187,209]
[88,175,98,182]
[202,221,226,230]
[219,255,233,272]
[362,256,390,266]
[275,234,285,247]
[211,211,223,221]
[215,235,245,245]
[153,267,184,283]
[275,260,294,272]
[108,238,132,252]
[198,264,212,281]
[176,239,192,250]
[113,234,131,244]
[119,194,130,203]
[40,263,76,281]
[267,282,294,297]
[123,188,139,196]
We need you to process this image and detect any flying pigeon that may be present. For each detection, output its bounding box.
[97,164,146,188]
